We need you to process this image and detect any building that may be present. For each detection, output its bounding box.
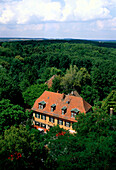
[45,75,56,88]
[32,91,92,133]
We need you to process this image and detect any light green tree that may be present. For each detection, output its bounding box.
[61,65,90,93]
[101,90,116,114]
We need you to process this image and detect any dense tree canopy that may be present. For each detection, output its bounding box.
[44,110,116,170]
[0,39,116,169]
[0,125,47,169]
[0,39,115,106]
[101,90,116,114]
[0,99,31,134]
[22,83,48,107]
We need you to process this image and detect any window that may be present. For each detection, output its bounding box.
[49,116,54,123]
[66,100,70,104]
[71,108,79,117]
[62,106,67,115]
[51,107,53,112]
[71,112,76,118]
[41,115,46,120]
[62,110,64,115]
[39,105,43,109]
[38,101,46,109]
[35,113,40,118]
[58,119,63,125]
[51,104,56,112]
[48,125,52,129]
[35,121,40,126]
[41,123,46,128]
[71,112,73,117]
[65,121,70,127]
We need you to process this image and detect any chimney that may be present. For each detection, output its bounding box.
[71,91,74,95]
[110,108,113,116]
[62,93,65,99]
[71,91,75,96]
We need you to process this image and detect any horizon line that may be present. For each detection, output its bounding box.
[0,37,116,41]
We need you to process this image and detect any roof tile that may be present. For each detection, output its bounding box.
[32,91,92,122]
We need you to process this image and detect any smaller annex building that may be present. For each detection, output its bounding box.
[32,91,92,133]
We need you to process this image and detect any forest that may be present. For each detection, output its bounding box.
[0,39,116,169]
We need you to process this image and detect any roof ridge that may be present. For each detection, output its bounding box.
[45,90,63,95]
[83,99,92,112]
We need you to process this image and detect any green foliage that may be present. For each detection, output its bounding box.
[91,61,116,102]
[51,75,62,92]
[45,125,68,141]
[73,110,115,136]
[61,65,78,93]
[61,65,90,93]
[23,83,48,107]
[0,125,47,169]
[0,46,13,57]
[76,67,90,86]
[0,99,30,134]
[101,90,116,114]
[0,67,23,104]
[0,58,10,69]
[40,67,62,83]
[45,110,116,170]
[80,85,93,104]
[19,78,30,92]
[0,40,116,170]
[15,55,24,61]
[0,40,116,106]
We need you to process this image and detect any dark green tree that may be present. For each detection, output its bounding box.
[0,99,30,134]
[0,67,23,105]
[51,75,62,92]
[0,125,47,169]
[23,83,48,107]
[45,110,116,170]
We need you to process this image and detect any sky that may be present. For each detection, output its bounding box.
[0,0,116,40]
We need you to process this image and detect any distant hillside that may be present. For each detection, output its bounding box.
[0,38,116,48]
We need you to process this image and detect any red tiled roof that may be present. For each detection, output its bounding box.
[69,91,81,97]
[32,91,92,122]
[45,75,56,88]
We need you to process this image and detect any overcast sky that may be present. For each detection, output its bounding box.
[0,0,116,40]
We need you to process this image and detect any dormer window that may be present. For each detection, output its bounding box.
[38,101,46,109]
[71,108,79,118]
[62,106,67,115]
[66,100,70,104]
[51,104,56,112]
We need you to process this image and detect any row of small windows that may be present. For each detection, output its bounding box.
[38,101,56,112]
[57,119,70,127]
[35,113,71,127]
[35,120,70,128]
[38,101,79,117]
[35,121,46,129]
[35,112,78,120]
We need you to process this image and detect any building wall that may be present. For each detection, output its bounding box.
[33,112,74,131]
